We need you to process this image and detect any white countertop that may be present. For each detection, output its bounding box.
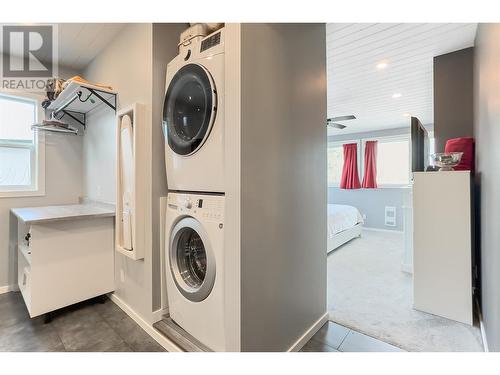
[11,203,115,224]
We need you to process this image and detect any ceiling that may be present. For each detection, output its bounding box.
[327,23,477,135]
[0,23,126,72]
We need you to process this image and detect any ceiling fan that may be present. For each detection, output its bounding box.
[327,115,356,129]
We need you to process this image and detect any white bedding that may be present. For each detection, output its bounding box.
[328,204,363,238]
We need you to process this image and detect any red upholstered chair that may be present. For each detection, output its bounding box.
[444,137,475,172]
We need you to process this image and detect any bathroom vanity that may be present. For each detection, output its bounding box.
[11,203,115,320]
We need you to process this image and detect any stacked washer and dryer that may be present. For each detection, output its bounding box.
[162,25,227,351]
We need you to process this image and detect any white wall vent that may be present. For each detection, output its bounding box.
[385,206,397,227]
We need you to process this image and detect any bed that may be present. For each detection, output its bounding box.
[327,204,363,253]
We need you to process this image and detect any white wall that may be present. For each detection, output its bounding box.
[82,23,185,324]
[0,66,83,290]
[1,133,83,289]
[82,23,155,322]
[239,24,327,351]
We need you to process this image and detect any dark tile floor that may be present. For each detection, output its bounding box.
[300,321,405,352]
[1,291,403,352]
[0,292,165,352]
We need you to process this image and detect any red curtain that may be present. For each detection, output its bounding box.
[362,140,378,188]
[340,143,361,189]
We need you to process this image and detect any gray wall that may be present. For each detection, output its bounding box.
[152,23,189,311]
[434,47,474,153]
[328,188,409,231]
[473,24,500,352]
[240,24,327,351]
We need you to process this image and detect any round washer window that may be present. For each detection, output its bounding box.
[176,228,207,288]
[163,64,216,156]
[169,217,216,302]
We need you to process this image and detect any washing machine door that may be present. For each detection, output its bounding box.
[169,217,216,302]
[163,63,217,156]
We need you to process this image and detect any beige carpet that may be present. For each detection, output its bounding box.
[327,229,484,352]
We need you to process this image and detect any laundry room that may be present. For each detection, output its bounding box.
[0,23,327,353]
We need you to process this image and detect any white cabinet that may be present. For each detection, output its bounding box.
[12,204,115,318]
[413,171,473,325]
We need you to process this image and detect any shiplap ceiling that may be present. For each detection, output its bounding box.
[0,23,126,71]
[327,23,477,135]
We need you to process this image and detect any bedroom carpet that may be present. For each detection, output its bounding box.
[327,229,484,352]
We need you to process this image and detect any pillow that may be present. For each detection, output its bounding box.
[444,137,475,172]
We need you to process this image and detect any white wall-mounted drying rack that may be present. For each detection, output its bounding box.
[46,81,117,131]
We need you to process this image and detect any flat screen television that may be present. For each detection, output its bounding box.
[411,116,429,172]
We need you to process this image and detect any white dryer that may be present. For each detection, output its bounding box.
[162,28,225,193]
[164,192,226,351]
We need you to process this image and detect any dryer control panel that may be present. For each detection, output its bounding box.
[167,192,224,222]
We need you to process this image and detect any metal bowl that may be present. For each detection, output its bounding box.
[431,152,463,171]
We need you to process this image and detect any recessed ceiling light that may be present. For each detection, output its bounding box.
[392,93,402,99]
[376,61,388,69]
[403,113,411,117]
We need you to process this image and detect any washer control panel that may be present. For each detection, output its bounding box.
[167,193,224,222]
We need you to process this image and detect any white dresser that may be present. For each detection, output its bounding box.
[413,171,473,325]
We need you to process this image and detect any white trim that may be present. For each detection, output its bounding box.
[0,91,45,198]
[151,307,169,323]
[287,312,329,352]
[108,293,182,352]
[0,285,19,294]
[363,226,404,234]
[476,299,488,352]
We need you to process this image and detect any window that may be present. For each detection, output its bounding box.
[328,140,361,187]
[0,93,44,197]
[327,144,343,187]
[369,136,410,187]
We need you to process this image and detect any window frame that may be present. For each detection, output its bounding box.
[327,139,362,188]
[0,90,45,198]
[360,134,411,188]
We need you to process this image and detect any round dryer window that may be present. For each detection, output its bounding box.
[169,217,216,302]
[163,64,217,156]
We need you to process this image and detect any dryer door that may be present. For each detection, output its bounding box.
[169,217,216,302]
[162,63,217,156]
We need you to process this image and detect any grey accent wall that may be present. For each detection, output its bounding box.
[473,24,500,352]
[240,24,327,351]
[434,47,474,153]
[328,188,409,231]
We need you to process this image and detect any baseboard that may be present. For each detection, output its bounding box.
[108,293,182,352]
[151,307,169,323]
[0,285,18,295]
[363,227,404,234]
[287,312,329,352]
[476,299,488,352]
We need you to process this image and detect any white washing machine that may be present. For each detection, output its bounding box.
[164,192,226,351]
[162,28,225,193]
